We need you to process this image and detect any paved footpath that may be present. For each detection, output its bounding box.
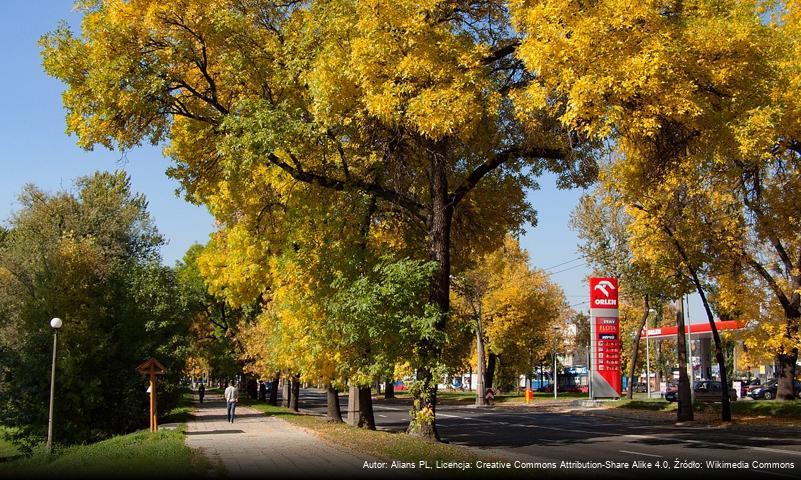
[185,393,376,477]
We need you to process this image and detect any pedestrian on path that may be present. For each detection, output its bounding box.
[198,383,205,404]
[225,381,239,423]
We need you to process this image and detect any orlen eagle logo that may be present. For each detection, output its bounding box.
[590,277,618,308]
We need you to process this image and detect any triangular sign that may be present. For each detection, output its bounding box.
[136,357,167,375]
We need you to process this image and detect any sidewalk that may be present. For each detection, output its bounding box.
[185,393,376,477]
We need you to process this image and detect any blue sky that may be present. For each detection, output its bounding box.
[0,1,214,266]
[0,1,702,322]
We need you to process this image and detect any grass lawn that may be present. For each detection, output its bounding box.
[0,427,208,478]
[162,389,196,424]
[616,399,677,412]
[0,388,204,477]
[241,399,502,466]
[724,399,801,417]
[614,397,801,418]
[0,428,18,459]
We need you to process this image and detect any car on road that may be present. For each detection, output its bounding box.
[665,381,737,402]
[747,379,801,400]
[664,384,678,402]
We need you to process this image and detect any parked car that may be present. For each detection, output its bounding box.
[738,378,760,397]
[665,381,736,402]
[693,380,737,402]
[748,379,801,400]
[664,383,678,402]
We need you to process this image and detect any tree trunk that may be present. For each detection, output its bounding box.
[664,225,730,420]
[670,231,732,421]
[326,384,343,423]
[281,376,290,408]
[485,352,497,389]
[691,279,732,421]
[776,348,799,401]
[407,367,438,440]
[776,303,800,400]
[289,374,300,412]
[675,299,694,422]
[475,307,487,407]
[358,386,376,429]
[408,149,451,441]
[384,380,395,399]
[627,296,651,399]
[269,377,279,406]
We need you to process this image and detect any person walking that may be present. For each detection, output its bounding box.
[198,383,205,404]
[225,381,239,423]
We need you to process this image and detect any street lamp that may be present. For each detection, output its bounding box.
[645,308,656,399]
[46,317,62,453]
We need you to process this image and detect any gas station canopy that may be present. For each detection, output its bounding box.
[641,320,744,340]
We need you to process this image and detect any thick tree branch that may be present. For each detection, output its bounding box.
[482,40,521,64]
[740,174,796,281]
[449,146,565,208]
[746,256,796,316]
[268,153,426,221]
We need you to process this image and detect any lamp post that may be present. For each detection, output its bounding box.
[46,317,62,453]
[645,308,656,399]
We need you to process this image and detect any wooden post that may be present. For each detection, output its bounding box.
[137,358,166,433]
[150,365,156,432]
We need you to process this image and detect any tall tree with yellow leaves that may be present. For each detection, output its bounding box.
[453,236,566,405]
[512,0,801,410]
[42,0,597,438]
[571,187,675,399]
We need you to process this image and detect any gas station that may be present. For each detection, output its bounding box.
[640,320,745,395]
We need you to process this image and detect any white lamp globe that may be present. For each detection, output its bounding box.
[50,318,63,329]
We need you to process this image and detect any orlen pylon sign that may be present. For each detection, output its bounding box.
[590,277,621,398]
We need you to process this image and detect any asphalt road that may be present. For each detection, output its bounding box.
[293,388,800,478]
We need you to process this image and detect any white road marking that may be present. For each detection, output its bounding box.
[753,469,801,479]
[377,414,387,418]
[619,450,662,458]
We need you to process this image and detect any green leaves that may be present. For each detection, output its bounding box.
[328,257,441,379]
[0,172,189,449]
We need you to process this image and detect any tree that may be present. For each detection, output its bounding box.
[41,0,598,439]
[176,243,257,384]
[0,171,189,450]
[571,188,673,399]
[453,236,566,404]
[511,0,801,414]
